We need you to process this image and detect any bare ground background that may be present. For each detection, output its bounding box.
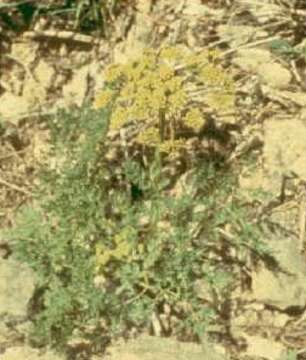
[1,1,306,359]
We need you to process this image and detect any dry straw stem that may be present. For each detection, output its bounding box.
[0,176,32,196]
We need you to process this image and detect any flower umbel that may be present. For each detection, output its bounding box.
[94,45,236,154]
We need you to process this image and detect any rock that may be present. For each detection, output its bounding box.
[0,93,33,124]
[29,129,51,166]
[34,60,55,90]
[74,51,91,67]
[183,1,223,19]
[235,0,283,25]
[269,234,306,281]
[0,259,36,318]
[62,66,90,107]
[258,62,291,89]
[105,335,227,360]
[263,118,306,182]
[282,91,306,107]
[62,61,103,107]
[239,167,275,199]
[217,25,268,47]
[231,310,258,329]
[113,1,154,64]
[231,307,290,340]
[251,266,304,310]
[247,234,306,310]
[193,278,214,303]
[10,41,38,66]
[22,76,47,108]
[239,117,306,198]
[243,335,285,360]
[273,313,290,328]
[233,49,291,89]
[1,346,64,360]
[233,49,273,72]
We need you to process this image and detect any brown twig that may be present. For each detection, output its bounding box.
[218,35,281,58]
[0,177,32,196]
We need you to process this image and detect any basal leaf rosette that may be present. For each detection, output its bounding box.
[94,46,235,154]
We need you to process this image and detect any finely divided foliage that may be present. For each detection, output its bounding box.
[3,47,269,355]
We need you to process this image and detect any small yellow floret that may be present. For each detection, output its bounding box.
[159,139,185,153]
[160,46,184,62]
[136,126,160,145]
[165,77,184,93]
[158,63,175,81]
[184,108,205,131]
[93,89,114,109]
[199,64,225,87]
[110,106,128,130]
[104,64,124,82]
[168,89,187,112]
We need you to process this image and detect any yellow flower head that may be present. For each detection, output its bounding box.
[158,63,175,81]
[120,82,136,100]
[93,89,114,109]
[184,108,205,131]
[168,89,187,112]
[136,126,160,145]
[104,64,124,83]
[135,105,151,120]
[165,76,184,93]
[151,88,167,109]
[110,106,128,130]
[140,48,157,70]
[199,64,225,87]
[160,46,184,63]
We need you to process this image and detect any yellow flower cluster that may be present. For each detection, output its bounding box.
[151,88,167,109]
[184,108,205,132]
[104,64,123,83]
[136,126,160,146]
[199,64,233,89]
[165,76,183,93]
[120,82,136,100]
[168,89,188,113]
[158,63,175,81]
[93,88,114,109]
[159,139,185,153]
[160,46,184,62]
[94,45,236,155]
[109,107,128,131]
[95,226,135,271]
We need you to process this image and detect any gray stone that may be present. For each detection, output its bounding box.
[0,259,36,318]
[105,335,227,360]
[243,335,285,360]
[2,346,64,360]
[263,118,306,182]
[258,62,291,89]
[232,49,272,72]
[0,93,32,125]
[247,234,306,310]
[217,25,268,47]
